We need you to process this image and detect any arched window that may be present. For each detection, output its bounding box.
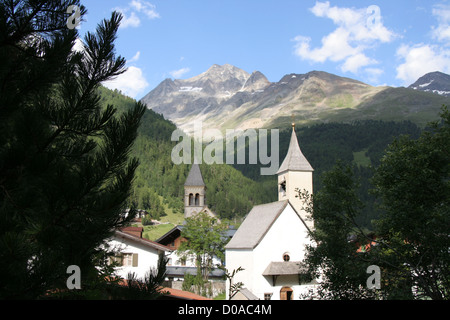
[283,252,290,261]
[188,193,194,206]
[195,193,200,206]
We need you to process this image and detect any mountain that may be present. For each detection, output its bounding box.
[408,71,450,97]
[99,84,427,229]
[141,65,450,133]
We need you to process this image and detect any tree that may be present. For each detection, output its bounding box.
[223,266,244,300]
[0,1,145,299]
[298,107,449,300]
[178,211,228,296]
[297,162,378,299]
[371,106,450,300]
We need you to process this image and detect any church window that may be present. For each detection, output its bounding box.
[264,293,272,300]
[279,180,286,196]
[189,193,194,206]
[283,252,290,261]
[195,193,200,206]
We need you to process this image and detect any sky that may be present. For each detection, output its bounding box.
[76,0,450,100]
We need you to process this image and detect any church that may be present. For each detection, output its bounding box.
[224,123,318,300]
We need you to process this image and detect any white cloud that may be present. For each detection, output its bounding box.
[130,0,160,19]
[341,53,377,73]
[169,67,191,79]
[431,4,450,43]
[128,51,141,63]
[396,44,450,85]
[364,67,384,84]
[293,1,395,74]
[102,66,149,99]
[119,10,141,28]
[395,4,450,85]
[115,1,159,29]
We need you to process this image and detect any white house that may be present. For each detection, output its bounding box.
[107,227,172,280]
[225,124,318,300]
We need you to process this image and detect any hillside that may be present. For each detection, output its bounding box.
[141,65,450,132]
[97,86,274,223]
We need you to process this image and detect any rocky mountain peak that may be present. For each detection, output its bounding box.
[409,71,450,97]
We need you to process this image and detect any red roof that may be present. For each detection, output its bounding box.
[160,287,212,300]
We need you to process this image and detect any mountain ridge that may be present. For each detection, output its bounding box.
[141,65,450,133]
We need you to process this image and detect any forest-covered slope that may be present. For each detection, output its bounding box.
[98,86,425,229]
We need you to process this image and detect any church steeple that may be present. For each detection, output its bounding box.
[277,124,313,175]
[184,164,206,219]
[277,124,314,230]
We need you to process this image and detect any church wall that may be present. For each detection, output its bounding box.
[278,171,313,230]
[251,204,312,300]
[225,248,253,299]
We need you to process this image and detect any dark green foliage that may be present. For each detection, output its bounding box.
[0,1,144,299]
[298,162,378,299]
[371,106,450,300]
[300,108,449,300]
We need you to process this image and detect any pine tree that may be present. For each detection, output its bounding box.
[0,1,145,299]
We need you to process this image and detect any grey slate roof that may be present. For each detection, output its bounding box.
[184,163,205,186]
[277,127,313,174]
[225,200,289,249]
[262,261,307,276]
[234,288,259,300]
[166,266,225,278]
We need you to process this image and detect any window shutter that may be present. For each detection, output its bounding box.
[132,253,138,267]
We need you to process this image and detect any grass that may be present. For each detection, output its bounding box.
[213,292,226,300]
[353,149,371,167]
[158,195,184,225]
[143,223,175,241]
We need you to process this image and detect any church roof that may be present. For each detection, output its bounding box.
[225,200,289,249]
[276,127,313,174]
[262,261,307,276]
[184,163,205,186]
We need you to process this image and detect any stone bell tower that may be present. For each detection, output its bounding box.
[184,163,206,219]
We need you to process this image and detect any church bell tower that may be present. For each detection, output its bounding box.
[277,123,314,230]
[184,163,206,219]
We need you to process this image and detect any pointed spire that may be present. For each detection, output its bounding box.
[184,163,205,186]
[277,126,313,174]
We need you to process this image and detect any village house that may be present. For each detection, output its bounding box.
[107,226,171,280]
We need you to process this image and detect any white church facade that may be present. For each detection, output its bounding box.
[225,124,318,300]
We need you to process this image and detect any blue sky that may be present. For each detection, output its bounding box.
[77,0,450,99]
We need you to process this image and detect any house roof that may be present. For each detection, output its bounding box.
[166,266,225,278]
[114,230,172,252]
[155,225,183,244]
[262,261,307,276]
[233,288,259,300]
[159,287,212,300]
[184,163,205,186]
[277,126,313,174]
[225,200,289,249]
[225,200,312,250]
